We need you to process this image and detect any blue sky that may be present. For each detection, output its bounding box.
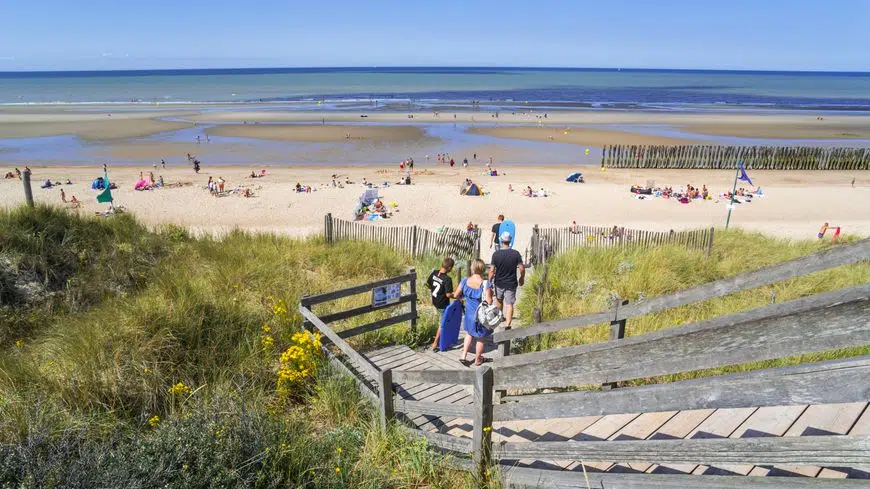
[1,0,868,71]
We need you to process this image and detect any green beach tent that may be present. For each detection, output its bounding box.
[96,169,113,203]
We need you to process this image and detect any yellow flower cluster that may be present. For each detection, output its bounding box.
[14,339,24,348]
[148,415,160,427]
[167,382,192,395]
[261,335,275,348]
[261,324,271,333]
[276,331,322,397]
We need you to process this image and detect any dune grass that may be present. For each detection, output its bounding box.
[515,229,870,383]
[0,206,481,488]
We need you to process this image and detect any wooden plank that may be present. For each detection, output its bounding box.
[393,399,475,418]
[337,311,417,339]
[649,407,757,475]
[392,368,476,385]
[493,238,870,343]
[404,426,473,453]
[595,411,678,473]
[750,402,867,478]
[472,365,494,473]
[693,405,808,476]
[299,305,379,379]
[818,404,870,478]
[621,409,714,473]
[494,287,870,390]
[494,435,870,465]
[303,272,415,306]
[318,294,416,324]
[322,346,379,404]
[493,356,870,421]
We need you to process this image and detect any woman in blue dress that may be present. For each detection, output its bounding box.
[451,258,494,366]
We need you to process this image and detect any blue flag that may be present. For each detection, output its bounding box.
[738,162,753,186]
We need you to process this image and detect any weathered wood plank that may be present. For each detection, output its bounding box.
[393,399,475,418]
[494,287,870,390]
[299,305,379,379]
[693,405,808,476]
[495,435,870,465]
[337,311,417,339]
[404,426,473,453]
[322,346,379,404]
[319,294,416,324]
[493,238,870,343]
[392,367,476,385]
[493,356,870,421]
[303,272,416,306]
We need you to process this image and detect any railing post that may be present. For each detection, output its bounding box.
[377,368,394,429]
[602,299,629,390]
[411,225,418,258]
[472,365,493,480]
[22,170,34,207]
[408,268,417,333]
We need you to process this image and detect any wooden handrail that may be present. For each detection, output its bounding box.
[302,272,416,307]
[299,305,379,379]
[493,284,870,390]
[494,355,870,421]
[493,238,870,343]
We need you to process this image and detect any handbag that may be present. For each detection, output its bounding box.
[476,300,504,330]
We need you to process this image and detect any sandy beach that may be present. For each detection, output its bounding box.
[3,165,868,253]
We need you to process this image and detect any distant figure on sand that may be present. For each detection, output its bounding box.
[818,222,829,239]
[60,188,66,203]
[489,231,525,330]
[452,259,493,367]
[427,257,455,352]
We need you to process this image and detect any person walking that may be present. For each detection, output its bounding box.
[427,257,455,351]
[490,214,505,252]
[453,259,493,366]
[489,231,525,330]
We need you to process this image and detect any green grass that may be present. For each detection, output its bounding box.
[0,205,484,488]
[515,229,870,382]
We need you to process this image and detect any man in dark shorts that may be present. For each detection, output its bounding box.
[490,214,505,252]
[489,231,524,330]
[427,257,454,351]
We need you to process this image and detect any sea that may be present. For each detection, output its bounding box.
[2,67,870,112]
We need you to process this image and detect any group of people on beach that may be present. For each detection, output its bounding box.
[425,214,525,367]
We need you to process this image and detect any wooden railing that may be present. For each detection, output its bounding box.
[324,213,481,260]
[528,224,714,266]
[301,240,870,486]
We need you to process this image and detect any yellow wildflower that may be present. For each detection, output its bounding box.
[143,367,151,374]
[336,447,342,454]
[168,382,192,395]
[14,339,24,348]
[335,467,341,474]
[148,415,160,427]
[261,335,274,348]
[261,324,271,333]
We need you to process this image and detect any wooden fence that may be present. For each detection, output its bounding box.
[301,239,870,487]
[602,144,870,170]
[324,213,480,260]
[528,225,714,267]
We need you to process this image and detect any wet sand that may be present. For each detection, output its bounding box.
[468,126,696,146]
[206,124,431,142]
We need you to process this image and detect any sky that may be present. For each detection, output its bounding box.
[0,0,868,72]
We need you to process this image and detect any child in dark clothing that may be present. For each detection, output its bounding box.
[426,257,455,352]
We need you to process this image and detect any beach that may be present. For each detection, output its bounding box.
[4,165,868,252]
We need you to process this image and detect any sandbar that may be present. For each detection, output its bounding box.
[206,124,429,142]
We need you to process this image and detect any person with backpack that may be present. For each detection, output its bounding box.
[427,257,455,352]
[452,259,495,367]
[489,231,525,330]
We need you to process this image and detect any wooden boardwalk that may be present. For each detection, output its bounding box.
[354,343,870,481]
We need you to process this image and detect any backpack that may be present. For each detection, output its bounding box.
[476,300,504,330]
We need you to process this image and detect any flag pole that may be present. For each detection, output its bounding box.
[725,163,740,229]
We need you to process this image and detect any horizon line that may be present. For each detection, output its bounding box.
[2,65,870,76]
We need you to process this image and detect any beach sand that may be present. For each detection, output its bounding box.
[206,124,430,142]
[3,165,868,253]
[0,111,196,141]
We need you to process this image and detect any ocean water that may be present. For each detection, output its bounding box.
[2,67,870,111]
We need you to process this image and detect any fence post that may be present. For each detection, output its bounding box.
[473,225,481,260]
[22,170,34,207]
[377,368,394,429]
[706,227,715,257]
[472,365,493,480]
[411,225,418,258]
[408,268,418,333]
[602,299,629,390]
[324,213,333,244]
